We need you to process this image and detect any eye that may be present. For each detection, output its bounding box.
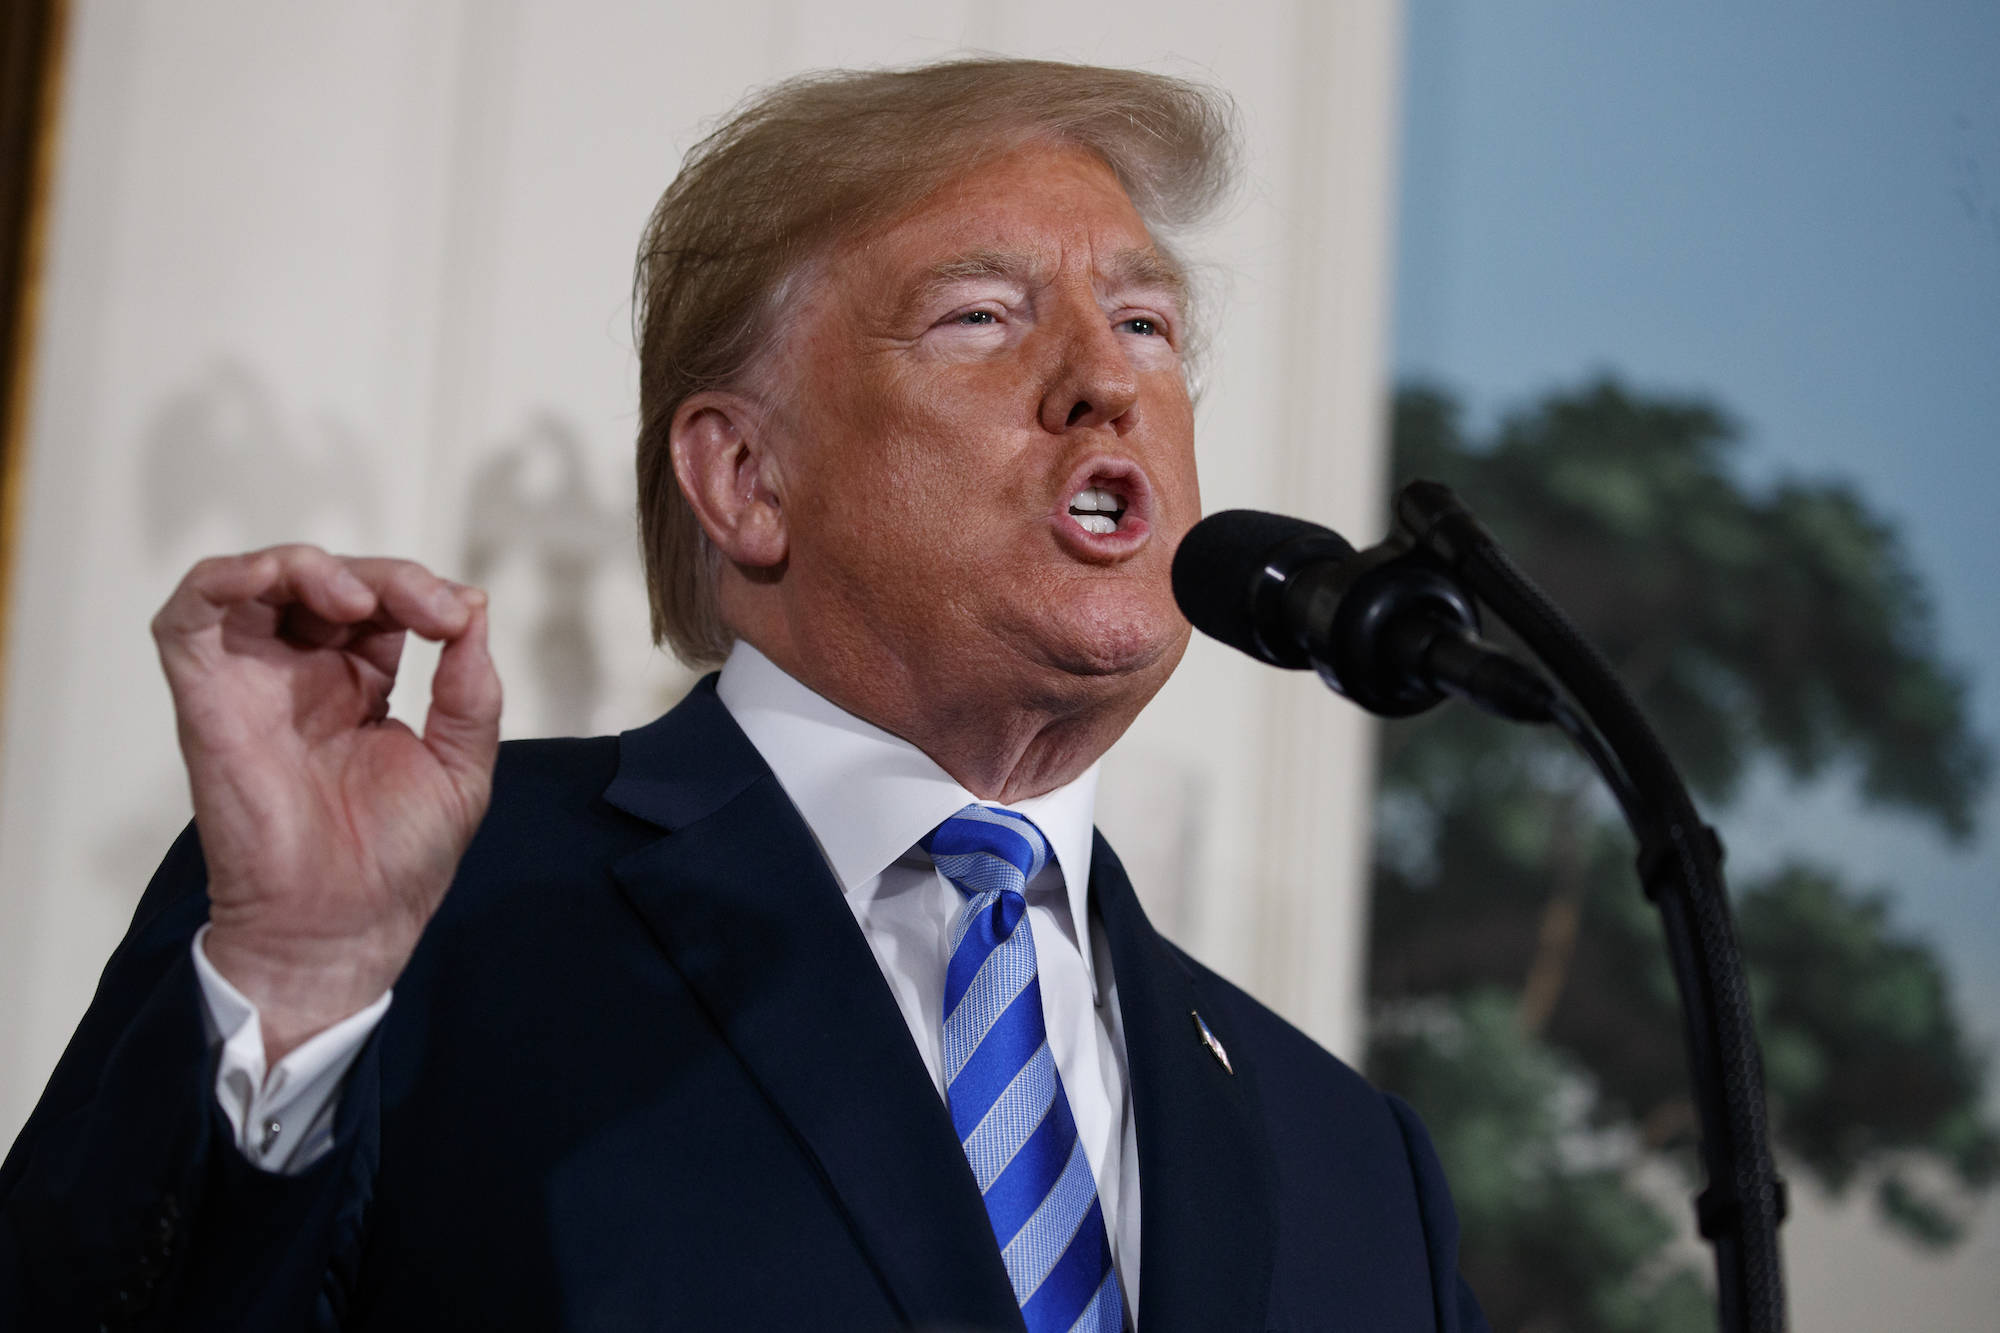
[1118,316,1163,337]
[950,309,999,326]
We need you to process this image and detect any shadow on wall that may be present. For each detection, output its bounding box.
[463,415,628,737]
[138,360,679,742]
[141,360,378,558]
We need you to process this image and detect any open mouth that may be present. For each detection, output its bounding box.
[1053,459,1151,557]
[1067,484,1130,535]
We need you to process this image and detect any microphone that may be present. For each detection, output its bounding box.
[1171,509,1558,722]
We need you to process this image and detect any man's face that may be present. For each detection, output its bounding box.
[763,141,1201,720]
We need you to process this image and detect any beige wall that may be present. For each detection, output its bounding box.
[0,0,1403,1143]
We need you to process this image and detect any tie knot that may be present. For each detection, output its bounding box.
[923,804,1050,901]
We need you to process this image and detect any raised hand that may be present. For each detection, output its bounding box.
[151,545,503,1062]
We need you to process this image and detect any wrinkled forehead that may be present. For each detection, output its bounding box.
[824,142,1189,312]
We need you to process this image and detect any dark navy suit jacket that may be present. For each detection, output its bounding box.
[1,678,1487,1331]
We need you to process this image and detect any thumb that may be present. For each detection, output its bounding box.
[422,595,503,794]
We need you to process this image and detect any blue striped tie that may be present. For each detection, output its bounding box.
[924,805,1125,1333]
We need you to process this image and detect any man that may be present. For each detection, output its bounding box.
[1,60,1486,1331]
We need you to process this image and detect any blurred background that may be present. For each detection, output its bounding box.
[1370,4,1998,1328]
[0,1,1993,1328]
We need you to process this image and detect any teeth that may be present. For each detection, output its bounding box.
[1067,483,1128,536]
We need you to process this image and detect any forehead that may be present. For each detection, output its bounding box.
[836,142,1180,300]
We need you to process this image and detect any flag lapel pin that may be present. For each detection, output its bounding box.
[1191,1011,1233,1074]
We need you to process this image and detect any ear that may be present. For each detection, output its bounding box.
[669,391,787,569]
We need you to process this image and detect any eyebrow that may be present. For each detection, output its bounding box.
[1099,249,1191,308]
[901,246,1190,317]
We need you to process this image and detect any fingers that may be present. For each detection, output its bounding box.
[154,546,361,644]
[422,599,504,785]
[276,608,407,679]
[154,545,486,650]
[277,602,370,649]
[327,557,481,644]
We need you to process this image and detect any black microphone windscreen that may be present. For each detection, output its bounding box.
[1171,509,1352,667]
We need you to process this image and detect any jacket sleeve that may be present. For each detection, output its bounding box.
[1384,1091,1492,1333]
[0,824,381,1331]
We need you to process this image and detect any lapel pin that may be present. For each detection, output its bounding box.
[1191,1011,1233,1074]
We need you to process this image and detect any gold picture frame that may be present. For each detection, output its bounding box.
[0,0,67,745]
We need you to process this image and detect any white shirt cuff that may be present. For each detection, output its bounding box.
[191,924,392,1174]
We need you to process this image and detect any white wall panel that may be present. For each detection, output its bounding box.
[0,0,1403,1140]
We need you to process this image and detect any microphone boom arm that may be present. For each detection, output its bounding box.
[1395,480,1788,1333]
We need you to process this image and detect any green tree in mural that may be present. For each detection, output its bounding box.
[1367,379,1996,1332]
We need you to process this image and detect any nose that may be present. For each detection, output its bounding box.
[1037,300,1140,435]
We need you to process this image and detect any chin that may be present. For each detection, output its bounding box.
[1032,596,1190,686]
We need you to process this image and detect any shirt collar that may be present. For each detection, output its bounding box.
[714,640,1102,981]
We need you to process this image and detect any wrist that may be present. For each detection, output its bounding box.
[200,923,405,1062]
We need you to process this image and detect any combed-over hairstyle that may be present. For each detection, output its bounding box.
[634,57,1239,666]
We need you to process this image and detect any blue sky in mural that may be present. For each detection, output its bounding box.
[1393,2,2000,1056]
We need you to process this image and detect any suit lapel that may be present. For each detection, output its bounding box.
[1093,833,1278,1333]
[605,682,1022,1330]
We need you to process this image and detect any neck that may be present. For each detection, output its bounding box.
[881,688,1141,803]
[734,624,1160,805]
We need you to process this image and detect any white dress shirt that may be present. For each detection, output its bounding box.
[195,640,1142,1312]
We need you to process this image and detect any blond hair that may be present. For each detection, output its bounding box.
[633,58,1239,666]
